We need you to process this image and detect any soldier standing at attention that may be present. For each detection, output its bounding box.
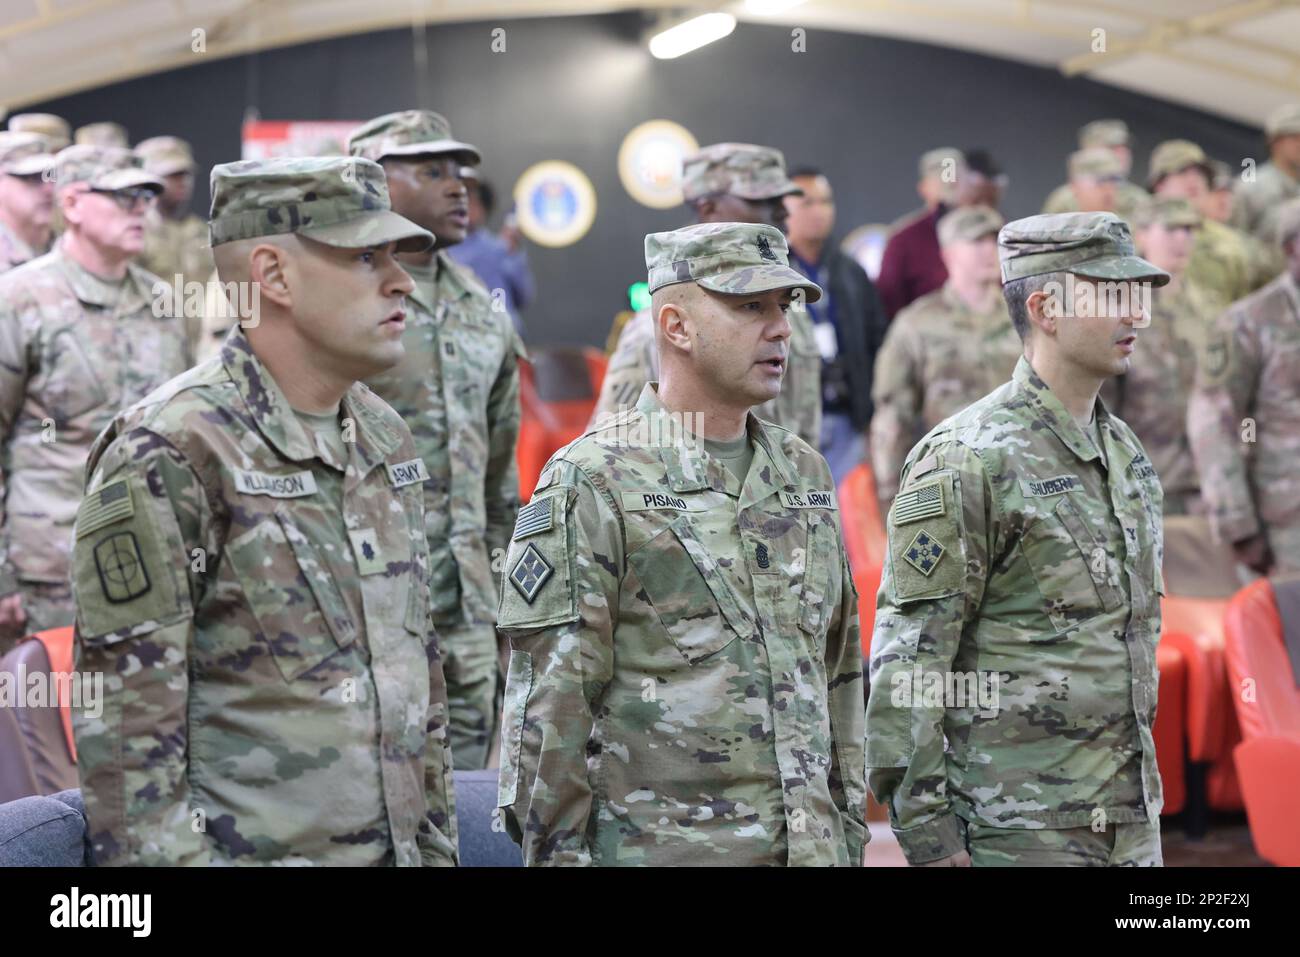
[496,222,866,866]
[1188,197,1300,575]
[867,212,1169,867]
[70,156,458,866]
[348,111,523,770]
[136,136,214,359]
[0,145,189,653]
[590,144,822,448]
[870,205,1020,512]
[0,132,57,274]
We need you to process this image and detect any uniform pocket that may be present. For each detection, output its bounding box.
[1020,496,1122,634]
[229,508,356,681]
[626,516,754,664]
[497,649,533,808]
[42,328,110,422]
[799,517,840,639]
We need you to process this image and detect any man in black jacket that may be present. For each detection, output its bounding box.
[786,167,890,482]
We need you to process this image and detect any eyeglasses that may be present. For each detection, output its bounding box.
[90,187,158,211]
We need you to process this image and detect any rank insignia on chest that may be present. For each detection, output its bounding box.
[902,529,945,576]
[510,543,553,604]
[93,531,152,603]
[894,480,945,524]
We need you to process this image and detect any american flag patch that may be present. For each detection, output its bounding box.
[893,481,945,525]
[512,497,554,541]
[75,479,134,540]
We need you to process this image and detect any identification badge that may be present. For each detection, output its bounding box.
[621,492,716,512]
[779,490,837,510]
[233,469,318,499]
[386,457,430,488]
[1020,474,1080,497]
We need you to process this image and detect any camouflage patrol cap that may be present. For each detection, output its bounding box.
[75,122,129,149]
[7,113,71,151]
[998,212,1170,286]
[54,144,162,193]
[208,155,434,252]
[347,110,481,165]
[918,146,963,179]
[1275,196,1300,247]
[680,143,801,203]
[1130,196,1201,230]
[134,136,195,176]
[0,132,56,176]
[937,205,1003,246]
[1079,119,1130,149]
[1265,103,1300,140]
[1147,139,1212,188]
[1069,147,1125,181]
[645,222,822,302]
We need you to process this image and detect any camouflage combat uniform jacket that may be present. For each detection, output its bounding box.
[1188,271,1300,555]
[866,357,1164,863]
[1232,160,1299,242]
[497,384,866,866]
[869,283,1022,510]
[0,246,189,594]
[0,219,42,274]
[71,328,458,866]
[365,251,523,627]
[590,306,823,448]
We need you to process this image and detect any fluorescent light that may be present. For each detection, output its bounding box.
[745,0,806,13]
[649,13,737,59]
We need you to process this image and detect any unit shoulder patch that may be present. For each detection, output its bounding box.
[509,543,554,604]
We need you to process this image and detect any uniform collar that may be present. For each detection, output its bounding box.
[53,244,153,313]
[633,383,799,496]
[1012,355,1109,465]
[219,325,403,470]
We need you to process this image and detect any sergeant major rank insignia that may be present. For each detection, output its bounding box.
[510,543,553,604]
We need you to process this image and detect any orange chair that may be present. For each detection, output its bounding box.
[1222,577,1300,865]
[0,627,77,803]
[1153,640,1187,815]
[517,348,607,500]
[836,463,888,658]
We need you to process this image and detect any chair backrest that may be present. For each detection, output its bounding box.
[837,463,887,574]
[517,348,607,501]
[0,789,88,867]
[1223,578,1300,741]
[0,632,79,802]
[453,769,522,867]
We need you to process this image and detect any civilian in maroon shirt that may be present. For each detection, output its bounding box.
[877,150,1006,319]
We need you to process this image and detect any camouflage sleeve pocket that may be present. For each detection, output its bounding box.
[885,471,965,604]
[497,486,578,631]
[496,649,533,809]
[72,473,193,643]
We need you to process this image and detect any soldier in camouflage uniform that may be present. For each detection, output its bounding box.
[0,132,56,274]
[1232,103,1300,243]
[71,156,458,865]
[1103,198,1237,595]
[1188,197,1300,575]
[497,222,866,866]
[1149,139,1275,301]
[870,205,1020,511]
[867,212,1168,866]
[0,145,189,654]
[349,111,523,770]
[1042,119,1148,218]
[591,144,822,448]
[136,136,214,359]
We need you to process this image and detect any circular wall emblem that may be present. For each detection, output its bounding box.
[513,161,597,248]
[617,119,699,209]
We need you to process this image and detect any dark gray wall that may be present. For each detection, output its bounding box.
[29,13,1262,346]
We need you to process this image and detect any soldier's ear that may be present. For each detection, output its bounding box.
[658,298,692,354]
[59,183,88,225]
[247,242,292,308]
